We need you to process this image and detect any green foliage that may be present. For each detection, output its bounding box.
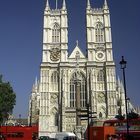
[0,75,16,124]
[115,112,140,120]
[127,111,139,119]
[115,114,125,120]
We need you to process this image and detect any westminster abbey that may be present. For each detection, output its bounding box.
[29,0,127,137]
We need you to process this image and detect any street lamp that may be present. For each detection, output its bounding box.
[119,56,129,137]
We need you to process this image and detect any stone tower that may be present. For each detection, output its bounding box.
[39,0,68,136]
[86,0,117,118]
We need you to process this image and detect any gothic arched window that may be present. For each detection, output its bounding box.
[51,71,58,91]
[52,23,60,43]
[70,72,86,108]
[95,22,104,43]
[97,70,104,81]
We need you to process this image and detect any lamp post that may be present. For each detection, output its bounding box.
[119,56,129,137]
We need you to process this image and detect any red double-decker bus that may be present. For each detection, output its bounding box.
[103,118,140,139]
[0,126,38,140]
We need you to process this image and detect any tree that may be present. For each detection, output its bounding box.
[115,114,125,120]
[0,75,16,124]
[127,111,139,119]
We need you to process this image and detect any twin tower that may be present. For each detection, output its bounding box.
[29,0,126,137]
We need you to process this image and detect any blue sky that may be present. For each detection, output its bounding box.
[0,0,140,118]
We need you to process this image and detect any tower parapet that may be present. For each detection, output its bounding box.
[92,8,103,14]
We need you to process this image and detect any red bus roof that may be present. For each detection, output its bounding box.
[104,118,140,124]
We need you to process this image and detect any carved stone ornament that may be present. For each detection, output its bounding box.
[98,93,105,103]
[96,51,105,61]
[50,93,58,104]
[95,45,105,51]
[50,47,60,61]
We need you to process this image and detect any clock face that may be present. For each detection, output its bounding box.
[50,48,60,61]
[96,51,105,61]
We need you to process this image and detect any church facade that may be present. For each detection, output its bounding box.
[28,0,126,137]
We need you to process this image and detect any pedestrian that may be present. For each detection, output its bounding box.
[107,134,112,140]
